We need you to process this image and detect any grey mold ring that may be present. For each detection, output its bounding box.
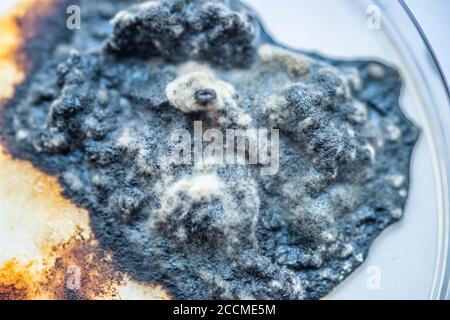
[2,0,419,299]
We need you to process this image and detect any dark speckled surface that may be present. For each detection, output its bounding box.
[2,0,418,299]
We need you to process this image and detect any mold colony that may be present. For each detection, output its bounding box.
[1,0,418,299]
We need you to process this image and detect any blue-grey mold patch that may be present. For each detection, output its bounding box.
[2,0,418,299]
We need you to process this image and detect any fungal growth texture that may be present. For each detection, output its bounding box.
[3,0,418,299]
[106,0,258,68]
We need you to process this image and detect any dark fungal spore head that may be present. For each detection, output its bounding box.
[2,0,419,300]
[194,89,217,106]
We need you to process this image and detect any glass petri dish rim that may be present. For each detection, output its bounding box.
[243,0,450,299]
[373,0,450,300]
[397,0,449,97]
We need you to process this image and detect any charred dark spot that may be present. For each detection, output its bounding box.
[194,89,217,106]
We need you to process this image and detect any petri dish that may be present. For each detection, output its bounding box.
[245,0,450,299]
[0,0,448,300]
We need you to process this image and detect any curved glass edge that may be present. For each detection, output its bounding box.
[398,1,449,97]
[375,0,450,300]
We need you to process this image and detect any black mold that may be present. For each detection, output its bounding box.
[2,0,419,300]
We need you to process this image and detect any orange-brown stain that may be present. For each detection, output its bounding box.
[0,0,170,300]
[0,235,122,300]
[0,260,36,300]
[41,235,124,300]
[0,228,170,300]
[0,3,24,99]
[0,0,55,99]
